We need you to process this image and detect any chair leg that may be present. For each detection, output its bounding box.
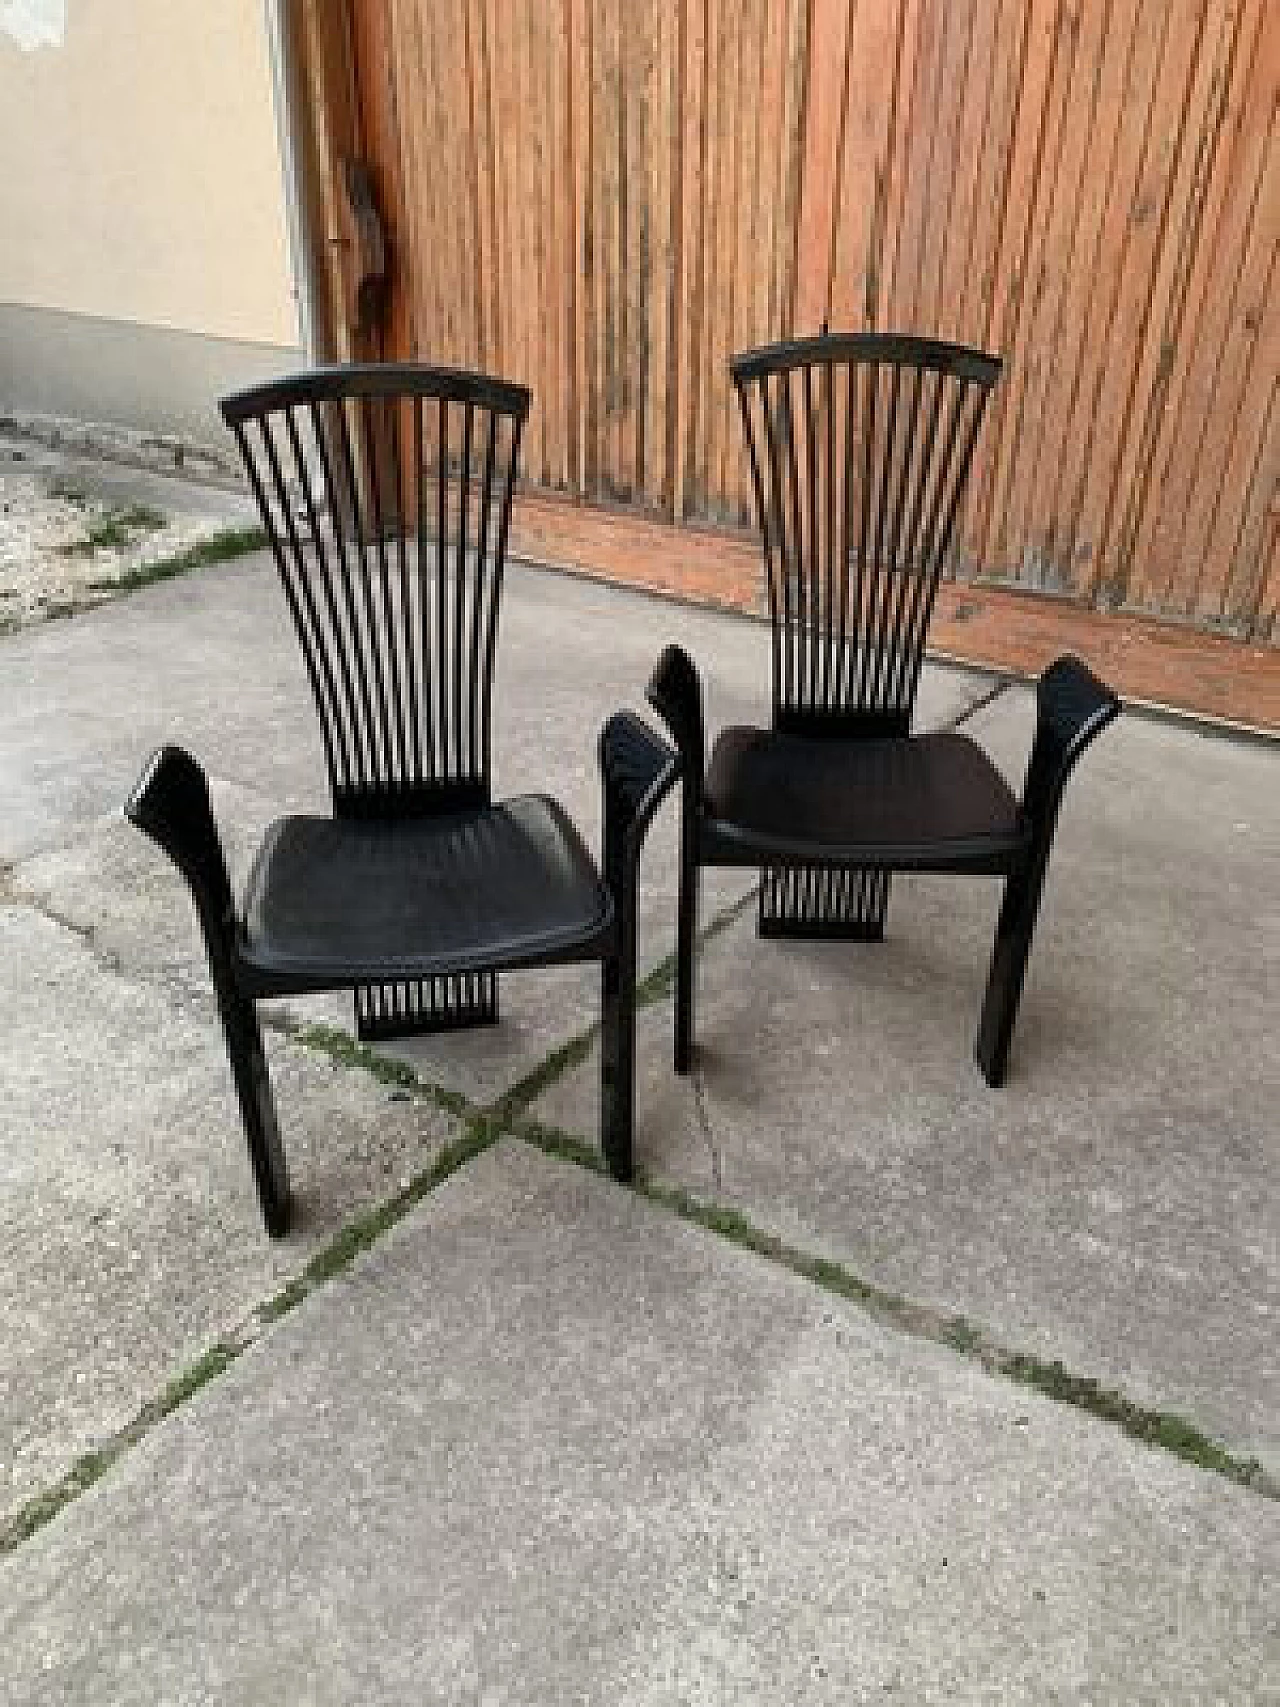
[977,653,1122,1086]
[125,745,291,1238]
[354,973,499,1041]
[218,989,292,1237]
[758,866,891,940]
[600,948,636,1183]
[975,850,1050,1088]
[674,846,698,1076]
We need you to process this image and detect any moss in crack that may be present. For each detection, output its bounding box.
[997,1354,1268,1487]
[86,524,267,591]
[0,1117,500,1556]
[286,1020,469,1119]
[0,1340,241,1556]
[510,1116,1276,1499]
[258,1121,498,1325]
[491,1028,600,1122]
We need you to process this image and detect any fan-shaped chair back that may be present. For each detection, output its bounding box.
[732,334,1000,736]
[222,364,529,817]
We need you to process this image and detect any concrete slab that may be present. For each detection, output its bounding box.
[2,1140,1275,1705]
[0,905,466,1522]
[2,557,994,1103]
[533,695,1280,1467]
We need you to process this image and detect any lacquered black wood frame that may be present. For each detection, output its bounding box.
[648,332,1120,1085]
[127,363,678,1233]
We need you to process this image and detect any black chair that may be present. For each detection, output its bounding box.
[127,364,675,1234]
[647,332,1119,1089]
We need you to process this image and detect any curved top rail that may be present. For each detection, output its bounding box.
[221,363,531,428]
[731,332,1001,390]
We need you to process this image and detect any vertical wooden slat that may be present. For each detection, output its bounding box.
[337,0,1279,645]
[830,0,903,332]
[938,0,996,345]
[964,0,1061,575]
[569,0,594,494]
[1001,0,1113,590]
[673,0,706,521]
[349,0,414,360]
[1255,470,1280,638]
[916,0,977,339]
[1094,0,1240,605]
[1131,0,1273,616]
[1216,328,1278,631]
[1046,0,1159,585]
[985,0,1083,581]
[794,0,852,332]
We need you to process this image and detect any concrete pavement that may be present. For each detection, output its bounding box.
[1,545,1276,1699]
[3,1143,1277,1706]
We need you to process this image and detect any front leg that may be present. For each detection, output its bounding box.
[976,657,1121,1086]
[647,645,705,1072]
[126,746,291,1236]
[599,712,679,1180]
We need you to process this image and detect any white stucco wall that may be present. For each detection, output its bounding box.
[0,0,296,348]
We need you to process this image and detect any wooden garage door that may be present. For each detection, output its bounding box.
[299,0,1279,643]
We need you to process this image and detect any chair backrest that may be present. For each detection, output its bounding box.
[732,333,1000,736]
[222,364,529,817]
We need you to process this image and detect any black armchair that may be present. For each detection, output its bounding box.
[648,332,1120,1086]
[128,364,675,1233]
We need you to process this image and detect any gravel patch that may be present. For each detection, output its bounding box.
[0,445,245,630]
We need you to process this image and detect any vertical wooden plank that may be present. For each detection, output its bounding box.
[706,0,742,517]
[776,0,811,336]
[752,0,789,340]
[644,0,677,511]
[674,0,706,521]
[1045,0,1158,584]
[297,0,365,362]
[689,0,721,517]
[916,0,977,338]
[794,0,852,332]
[1179,151,1277,623]
[461,1,489,368]
[1215,316,1278,629]
[600,0,628,498]
[965,0,1060,572]
[1131,0,1273,614]
[482,0,511,381]
[889,0,953,332]
[938,0,998,346]
[1252,444,1280,638]
[569,0,594,494]
[1094,0,1240,605]
[831,0,904,332]
[1002,0,1113,589]
[877,0,925,331]
[985,0,1083,580]
[622,0,649,503]
[1067,6,1197,601]
[963,0,1032,348]
[590,0,614,499]
[720,0,762,514]
[531,2,558,486]
[349,0,415,360]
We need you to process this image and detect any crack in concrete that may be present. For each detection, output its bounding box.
[944,676,1012,731]
[690,1064,724,1191]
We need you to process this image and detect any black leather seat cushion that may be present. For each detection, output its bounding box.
[237,794,612,992]
[703,727,1027,870]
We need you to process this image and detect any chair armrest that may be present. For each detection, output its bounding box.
[126,745,236,934]
[1023,655,1121,824]
[646,644,705,805]
[600,712,680,876]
